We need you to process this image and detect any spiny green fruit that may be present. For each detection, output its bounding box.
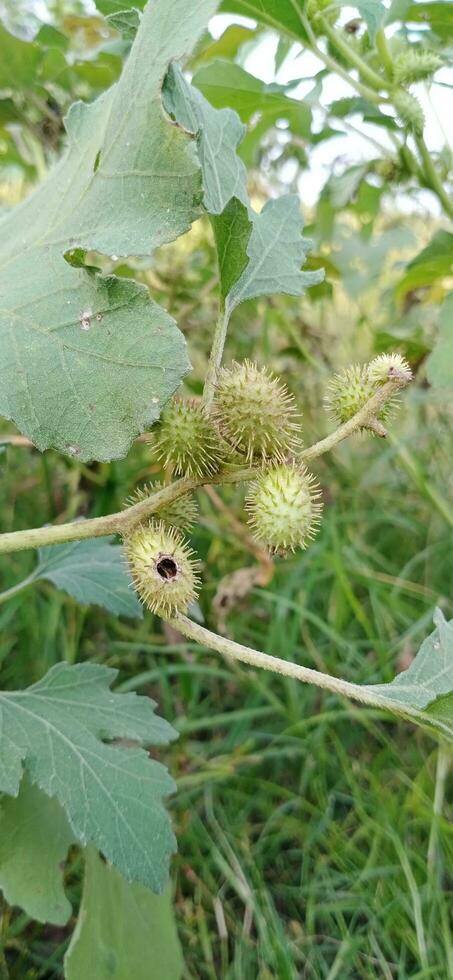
[126,482,198,531]
[246,463,323,555]
[124,520,200,617]
[151,398,223,478]
[393,49,443,85]
[393,90,425,136]
[325,364,376,425]
[368,353,412,385]
[213,361,301,463]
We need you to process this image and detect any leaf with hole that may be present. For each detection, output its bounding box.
[163,63,249,215]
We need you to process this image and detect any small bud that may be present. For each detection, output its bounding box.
[151,398,223,478]
[126,482,198,531]
[213,361,302,463]
[393,90,425,136]
[124,520,200,617]
[368,353,412,385]
[245,463,323,555]
[393,49,443,85]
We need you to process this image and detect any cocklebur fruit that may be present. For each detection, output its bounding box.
[393,90,425,136]
[213,361,301,463]
[325,353,412,430]
[245,463,323,555]
[393,49,443,85]
[324,364,376,425]
[124,520,200,617]
[151,398,222,478]
[125,482,198,531]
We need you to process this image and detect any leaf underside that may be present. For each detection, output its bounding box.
[0,778,75,925]
[65,849,184,980]
[362,609,453,741]
[36,537,142,618]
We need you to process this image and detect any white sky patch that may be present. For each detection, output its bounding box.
[208,12,453,213]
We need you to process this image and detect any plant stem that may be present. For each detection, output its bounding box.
[203,303,229,408]
[375,29,394,80]
[320,17,389,94]
[0,379,406,555]
[415,135,453,221]
[0,573,38,606]
[301,14,384,106]
[169,614,438,733]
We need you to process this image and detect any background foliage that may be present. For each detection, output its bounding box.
[0,0,452,977]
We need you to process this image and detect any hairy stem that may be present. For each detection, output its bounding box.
[415,135,453,221]
[203,303,229,408]
[301,14,384,106]
[320,17,389,94]
[169,614,433,732]
[375,29,394,79]
[0,573,38,606]
[0,379,405,555]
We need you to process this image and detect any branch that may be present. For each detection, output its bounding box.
[0,379,404,555]
[169,614,426,728]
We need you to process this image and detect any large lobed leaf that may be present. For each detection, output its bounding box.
[163,63,249,215]
[0,0,219,462]
[0,663,177,891]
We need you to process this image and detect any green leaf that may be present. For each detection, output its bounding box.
[0,778,75,925]
[65,849,183,980]
[96,0,147,12]
[212,198,252,302]
[0,0,220,462]
[213,196,324,317]
[36,538,142,618]
[363,609,453,741]
[406,2,453,39]
[395,230,453,302]
[427,292,453,389]
[163,64,249,215]
[0,662,177,891]
[0,23,42,89]
[220,0,306,41]
[325,163,369,208]
[191,24,257,68]
[193,61,311,136]
[106,9,142,40]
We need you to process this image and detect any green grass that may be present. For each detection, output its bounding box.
[0,374,452,978]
